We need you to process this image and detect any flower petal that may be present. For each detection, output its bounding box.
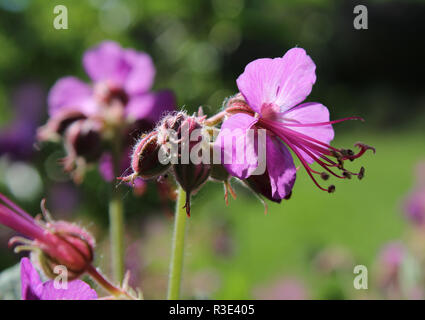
[236,48,316,114]
[123,49,156,95]
[126,90,176,123]
[265,135,296,200]
[41,280,98,300]
[83,41,155,94]
[20,258,42,300]
[214,113,259,179]
[283,102,334,163]
[48,77,93,117]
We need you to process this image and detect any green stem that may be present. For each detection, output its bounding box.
[167,187,188,300]
[109,189,125,283]
[109,134,125,284]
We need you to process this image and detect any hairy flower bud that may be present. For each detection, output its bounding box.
[158,113,211,216]
[64,120,103,162]
[121,131,171,184]
[37,221,95,280]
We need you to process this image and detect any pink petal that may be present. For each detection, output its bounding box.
[126,90,176,123]
[236,48,316,114]
[41,280,98,300]
[20,258,43,300]
[283,102,334,163]
[83,41,155,94]
[265,135,296,200]
[98,153,114,182]
[122,49,156,95]
[48,77,93,117]
[214,113,259,179]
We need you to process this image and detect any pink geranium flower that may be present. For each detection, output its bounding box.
[215,48,374,202]
[21,258,97,300]
[38,41,176,183]
[47,40,174,123]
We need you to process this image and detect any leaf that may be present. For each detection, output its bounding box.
[0,263,21,300]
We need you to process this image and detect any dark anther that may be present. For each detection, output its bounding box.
[320,172,330,180]
[341,149,354,157]
[342,171,352,179]
[358,167,365,180]
[327,185,336,193]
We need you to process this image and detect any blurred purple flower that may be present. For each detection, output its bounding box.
[38,41,176,182]
[376,241,405,299]
[253,277,309,300]
[43,41,175,132]
[404,162,425,226]
[21,258,97,300]
[0,82,45,159]
[47,183,80,218]
[215,48,373,202]
[379,242,404,271]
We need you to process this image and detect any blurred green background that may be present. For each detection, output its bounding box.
[0,0,425,299]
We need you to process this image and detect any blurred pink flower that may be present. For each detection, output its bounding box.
[38,41,176,182]
[0,82,45,159]
[404,162,425,226]
[253,277,309,300]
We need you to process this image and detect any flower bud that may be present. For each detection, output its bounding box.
[159,113,211,216]
[37,110,87,142]
[128,131,171,181]
[224,93,253,116]
[64,119,103,163]
[38,221,95,280]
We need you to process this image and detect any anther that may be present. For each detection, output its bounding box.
[328,185,336,193]
[342,171,352,179]
[358,167,365,180]
[320,172,330,180]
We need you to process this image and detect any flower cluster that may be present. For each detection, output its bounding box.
[38,41,176,184]
[124,48,374,213]
[0,43,375,300]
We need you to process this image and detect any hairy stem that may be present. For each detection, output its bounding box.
[167,187,188,299]
[87,265,134,299]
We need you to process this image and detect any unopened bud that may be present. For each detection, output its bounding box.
[167,114,211,216]
[38,221,95,280]
[131,131,170,180]
[65,120,103,162]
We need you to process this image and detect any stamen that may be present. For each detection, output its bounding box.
[358,167,365,180]
[320,172,330,180]
[0,193,34,223]
[343,171,352,179]
[279,116,364,127]
[14,245,39,254]
[8,236,33,247]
